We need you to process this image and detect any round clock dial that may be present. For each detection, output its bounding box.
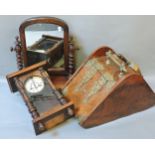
[24,76,45,94]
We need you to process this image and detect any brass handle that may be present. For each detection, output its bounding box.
[106,50,127,73]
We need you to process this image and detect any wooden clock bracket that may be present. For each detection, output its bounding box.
[6,62,74,135]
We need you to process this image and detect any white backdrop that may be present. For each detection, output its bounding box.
[0,16,155,138]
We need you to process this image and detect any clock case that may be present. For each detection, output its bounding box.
[62,46,155,128]
[6,61,74,135]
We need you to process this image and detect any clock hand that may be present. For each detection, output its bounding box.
[31,77,38,90]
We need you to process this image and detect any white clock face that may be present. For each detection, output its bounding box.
[24,76,45,94]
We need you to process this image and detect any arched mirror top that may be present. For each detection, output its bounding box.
[19,17,69,72]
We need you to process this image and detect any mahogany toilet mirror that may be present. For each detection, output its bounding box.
[11,16,76,76]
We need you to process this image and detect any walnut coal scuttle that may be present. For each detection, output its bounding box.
[62,46,155,128]
[7,45,155,135]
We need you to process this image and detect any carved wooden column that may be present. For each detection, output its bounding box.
[14,77,46,134]
[68,36,79,76]
[10,36,23,70]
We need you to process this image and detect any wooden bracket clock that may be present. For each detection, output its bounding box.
[6,61,74,135]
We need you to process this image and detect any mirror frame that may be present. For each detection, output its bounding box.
[19,16,69,75]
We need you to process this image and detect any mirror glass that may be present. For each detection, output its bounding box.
[25,23,65,67]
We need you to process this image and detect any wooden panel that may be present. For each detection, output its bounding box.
[33,101,74,133]
[45,113,66,129]
[50,75,69,89]
[81,75,155,128]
